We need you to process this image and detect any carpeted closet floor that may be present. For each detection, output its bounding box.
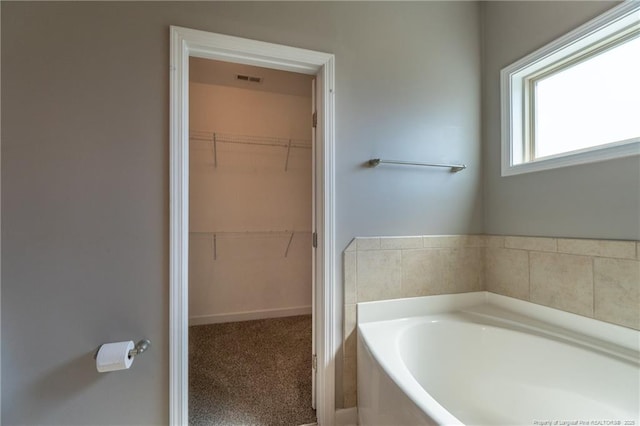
[189,315,317,426]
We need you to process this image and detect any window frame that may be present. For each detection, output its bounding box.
[500,2,640,177]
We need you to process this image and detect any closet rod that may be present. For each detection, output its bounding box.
[190,131,311,149]
[191,137,311,149]
[190,230,311,236]
[368,158,466,173]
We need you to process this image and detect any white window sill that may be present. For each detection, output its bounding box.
[502,138,640,177]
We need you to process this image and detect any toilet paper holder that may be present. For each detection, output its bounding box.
[94,339,151,360]
[128,339,151,358]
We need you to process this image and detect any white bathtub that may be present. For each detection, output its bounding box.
[357,292,640,426]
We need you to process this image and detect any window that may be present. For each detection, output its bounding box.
[501,2,640,176]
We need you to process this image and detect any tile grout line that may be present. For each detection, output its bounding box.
[354,243,358,304]
[399,248,404,296]
[591,256,596,319]
[350,242,359,408]
[527,250,532,302]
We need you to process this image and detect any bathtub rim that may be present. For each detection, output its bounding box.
[357,291,639,352]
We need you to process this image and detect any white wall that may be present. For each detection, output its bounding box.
[481,1,640,240]
[189,80,313,323]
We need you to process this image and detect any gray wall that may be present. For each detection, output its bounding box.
[1,2,482,424]
[481,1,640,240]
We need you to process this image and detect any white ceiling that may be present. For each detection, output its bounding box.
[189,57,313,98]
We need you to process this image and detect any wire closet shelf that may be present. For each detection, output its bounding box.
[190,230,312,260]
[190,130,312,170]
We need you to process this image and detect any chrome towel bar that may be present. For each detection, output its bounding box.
[368,158,466,173]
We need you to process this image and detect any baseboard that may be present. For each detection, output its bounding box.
[189,305,312,325]
[336,407,358,426]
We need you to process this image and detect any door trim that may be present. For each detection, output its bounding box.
[169,26,336,426]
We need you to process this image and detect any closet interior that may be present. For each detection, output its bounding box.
[188,57,316,426]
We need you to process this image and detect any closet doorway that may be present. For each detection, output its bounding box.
[169,27,336,426]
[188,57,316,425]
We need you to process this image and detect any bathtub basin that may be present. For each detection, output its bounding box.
[357,292,640,426]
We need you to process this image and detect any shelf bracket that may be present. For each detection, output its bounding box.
[212,133,218,168]
[284,232,295,257]
[284,139,292,171]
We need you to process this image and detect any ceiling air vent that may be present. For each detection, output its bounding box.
[236,74,262,83]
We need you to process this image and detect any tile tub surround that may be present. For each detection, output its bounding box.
[486,236,639,329]
[342,235,640,408]
[343,235,486,407]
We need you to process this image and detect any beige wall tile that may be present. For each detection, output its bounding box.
[486,248,530,300]
[459,235,486,248]
[401,249,448,296]
[344,251,357,304]
[447,248,484,292]
[343,356,357,408]
[637,242,640,260]
[505,236,557,252]
[484,235,505,248]
[344,238,357,252]
[422,235,441,248]
[401,248,483,296]
[423,235,484,248]
[530,252,593,317]
[594,258,640,330]
[380,236,423,249]
[356,250,402,301]
[356,237,380,251]
[558,238,636,259]
[343,304,357,358]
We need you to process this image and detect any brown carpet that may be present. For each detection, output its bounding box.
[189,315,317,426]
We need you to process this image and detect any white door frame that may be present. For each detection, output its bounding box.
[169,26,336,426]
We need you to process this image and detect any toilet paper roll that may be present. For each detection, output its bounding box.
[96,341,134,373]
